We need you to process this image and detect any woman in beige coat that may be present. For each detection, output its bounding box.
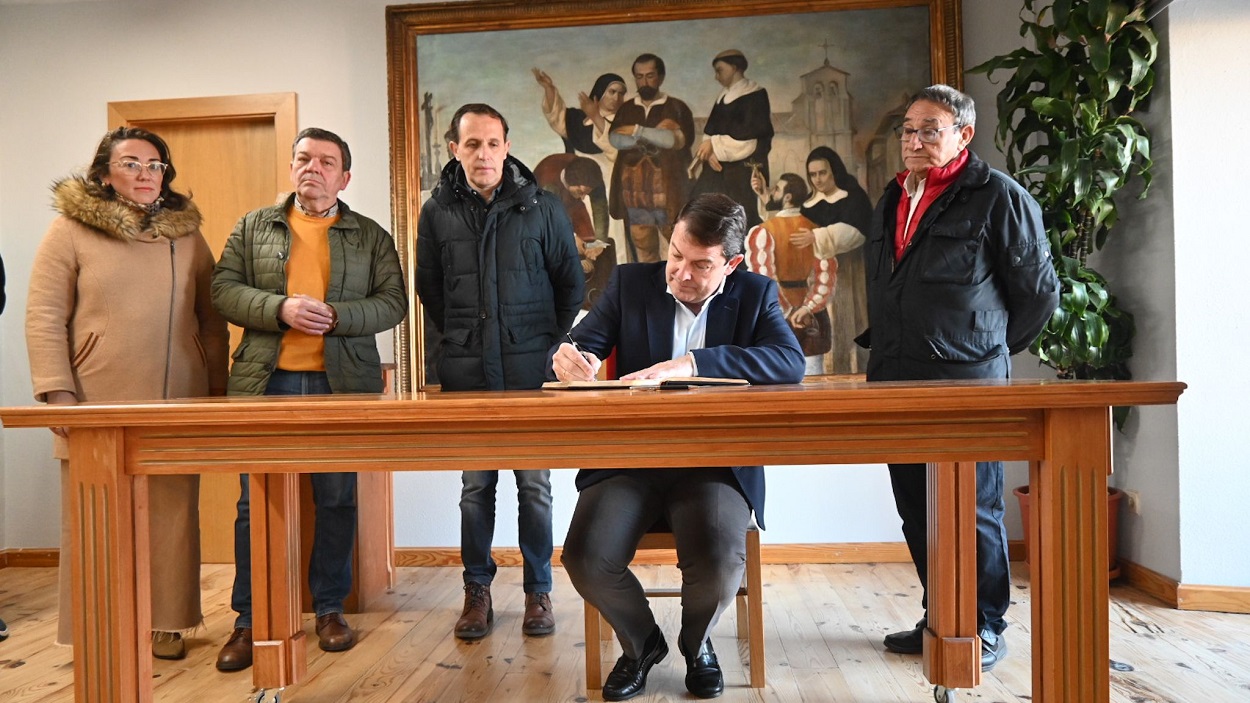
[25,127,229,659]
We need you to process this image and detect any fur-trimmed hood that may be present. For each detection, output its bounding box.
[50,175,202,242]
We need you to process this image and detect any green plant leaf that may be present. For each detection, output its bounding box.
[1128,47,1150,88]
[1105,1,1129,34]
[1054,0,1073,29]
[1074,159,1093,201]
[1088,33,1112,72]
[1128,23,1160,65]
[1032,96,1073,118]
[981,0,1153,387]
[1068,280,1090,309]
[1086,312,1110,348]
[1104,67,1126,101]
[1087,0,1110,30]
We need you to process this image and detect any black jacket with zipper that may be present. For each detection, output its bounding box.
[417,155,584,391]
[858,150,1059,381]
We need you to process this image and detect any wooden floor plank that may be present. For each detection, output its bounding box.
[2,563,1249,702]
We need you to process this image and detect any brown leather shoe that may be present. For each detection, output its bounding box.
[316,613,356,652]
[215,627,253,672]
[454,582,493,640]
[522,592,555,636]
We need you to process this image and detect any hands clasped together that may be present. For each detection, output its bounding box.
[280,294,337,336]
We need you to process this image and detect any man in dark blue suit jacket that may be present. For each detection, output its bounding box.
[549,194,804,700]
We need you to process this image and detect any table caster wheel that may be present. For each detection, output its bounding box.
[254,689,284,703]
[934,685,957,703]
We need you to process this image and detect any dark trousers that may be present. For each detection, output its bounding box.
[888,461,1010,635]
[230,370,357,628]
[561,469,752,659]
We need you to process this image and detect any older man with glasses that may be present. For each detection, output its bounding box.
[856,84,1059,672]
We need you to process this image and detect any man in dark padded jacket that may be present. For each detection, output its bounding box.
[858,84,1059,672]
[416,103,584,643]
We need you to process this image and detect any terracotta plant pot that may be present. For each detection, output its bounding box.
[1013,485,1123,580]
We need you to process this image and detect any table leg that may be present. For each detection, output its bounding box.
[250,473,307,691]
[69,428,152,703]
[923,461,981,690]
[1032,407,1112,703]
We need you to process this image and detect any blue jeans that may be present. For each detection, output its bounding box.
[230,371,357,628]
[888,461,1011,635]
[460,470,553,593]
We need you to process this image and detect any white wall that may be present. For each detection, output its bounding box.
[1090,14,1182,579]
[1166,0,1250,587]
[5,0,1243,589]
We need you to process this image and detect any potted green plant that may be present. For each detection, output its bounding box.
[968,0,1159,394]
[969,1,1159,577]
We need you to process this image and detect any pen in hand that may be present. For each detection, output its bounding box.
[566,332,591,362]
[562,332,599,382]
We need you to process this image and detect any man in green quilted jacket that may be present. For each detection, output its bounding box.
[211,127,407,672]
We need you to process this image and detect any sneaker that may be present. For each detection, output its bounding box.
[980,628,1008,671]
[152,631,186,660]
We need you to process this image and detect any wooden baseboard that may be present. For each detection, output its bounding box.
[0,548,60,568]
[1092,558,1250,615]
[1117,558,1179,606]
[9,543,1248,613]
[1176,582,1250,614]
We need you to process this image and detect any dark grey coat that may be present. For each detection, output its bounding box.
[416,156,583,391]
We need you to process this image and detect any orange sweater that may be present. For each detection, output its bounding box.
[277,208,335,371]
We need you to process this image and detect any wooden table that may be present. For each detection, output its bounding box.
[0,378,1184,703]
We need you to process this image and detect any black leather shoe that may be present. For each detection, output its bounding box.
[602,626,668,701]
[679,638,724,699]
[980,628,1008,671]
[883,617,926,654]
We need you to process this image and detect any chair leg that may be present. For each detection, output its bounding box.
[584,604,603,689]
[736,593,748,639]
[746,526,765,688]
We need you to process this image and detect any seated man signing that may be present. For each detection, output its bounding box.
[548,193,804,700]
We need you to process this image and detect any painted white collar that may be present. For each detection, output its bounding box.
[803,188,849,209]
[718,78,762,105]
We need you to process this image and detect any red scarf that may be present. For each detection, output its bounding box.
[893,149,969,261]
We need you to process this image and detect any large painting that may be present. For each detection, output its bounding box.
[387,0,962,390]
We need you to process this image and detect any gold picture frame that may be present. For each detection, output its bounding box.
[386,0,962,391]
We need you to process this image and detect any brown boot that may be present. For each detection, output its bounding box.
[152,631,186,660]
[315,613,356,652]
[522,592,555,636]
[454,582,493,640]
[215,627,253,672]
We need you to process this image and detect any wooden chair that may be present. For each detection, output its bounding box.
[582,520,765,689]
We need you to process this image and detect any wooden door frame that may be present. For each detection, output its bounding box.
[107,92,298,196]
